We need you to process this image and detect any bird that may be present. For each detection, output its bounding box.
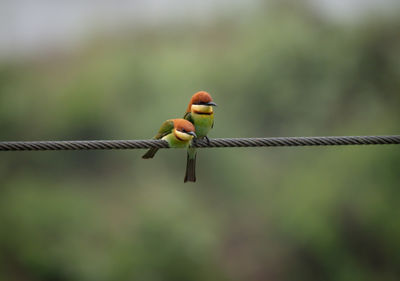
[183,91,217,182]
[142,119,196,159]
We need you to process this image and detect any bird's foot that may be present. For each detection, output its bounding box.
[205,136,211,145]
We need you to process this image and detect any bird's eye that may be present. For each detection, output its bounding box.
[182,129,186,133]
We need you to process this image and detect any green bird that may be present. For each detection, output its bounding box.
[183,91,217,182]
[142,118,196,159]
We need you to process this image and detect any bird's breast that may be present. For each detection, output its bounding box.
[162,132,191,148]
[191,112,213,138]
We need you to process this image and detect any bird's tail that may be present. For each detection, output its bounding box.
[184,148,197,182]
[142,148,159,159]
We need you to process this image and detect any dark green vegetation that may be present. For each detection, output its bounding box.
[1,5,400,281]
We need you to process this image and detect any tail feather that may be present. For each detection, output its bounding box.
[142,147,159,159]
[184,151,196,182]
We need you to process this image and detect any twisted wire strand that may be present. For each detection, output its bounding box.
[0,135,399,151]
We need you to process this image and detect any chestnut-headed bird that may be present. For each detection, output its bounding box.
[183,91,217,182]
[142,119,196,159]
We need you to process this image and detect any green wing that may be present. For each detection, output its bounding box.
[154,120,174,139]
[183,112,193,123]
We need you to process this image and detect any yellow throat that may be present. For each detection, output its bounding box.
[191,104,213,114]
[174,129,194,141]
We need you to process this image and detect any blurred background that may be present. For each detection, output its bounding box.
[1,0,400,280]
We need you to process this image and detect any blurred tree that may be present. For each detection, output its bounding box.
[0,2,399,281]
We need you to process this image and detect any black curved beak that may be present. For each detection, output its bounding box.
[188,131,197,138]
[207,101,217,106]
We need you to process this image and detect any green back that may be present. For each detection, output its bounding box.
[154,119,174,139]
[183,112,193,123]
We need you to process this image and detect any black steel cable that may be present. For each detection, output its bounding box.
[0,135,399,151]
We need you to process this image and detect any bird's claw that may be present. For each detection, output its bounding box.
[205,136,211,145]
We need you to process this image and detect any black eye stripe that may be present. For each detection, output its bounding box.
[193,102,210,105]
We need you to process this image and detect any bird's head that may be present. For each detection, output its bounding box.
[173,119,197,141]
[187,91,217,114]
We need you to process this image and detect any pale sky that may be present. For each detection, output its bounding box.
[0,0,398,58]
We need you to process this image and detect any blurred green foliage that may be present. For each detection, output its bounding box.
[1,4,400,281]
